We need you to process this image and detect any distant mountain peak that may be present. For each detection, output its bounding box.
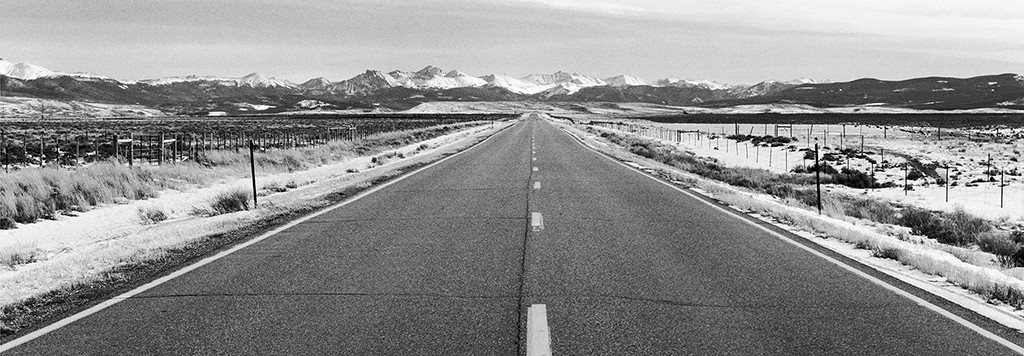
[445,70,469,78]
[605,74,649,87]
[783,78,816,85]
[1,60,56,80]
[520,71,605,87]
[236,72,294,88]
[416,66,444,77]
[298,77,333,91]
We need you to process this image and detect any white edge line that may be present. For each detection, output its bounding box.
[562,124,1024,355]
[527,304,552,356]
[0,122,516,352]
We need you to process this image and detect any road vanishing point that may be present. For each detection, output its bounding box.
[3,113,1023,355]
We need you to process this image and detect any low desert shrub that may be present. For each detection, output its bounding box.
[977,231,1021,267]
[897,207,989,246]
[136,206,169,225]
[210,189,251,215]
[838,196,897,224]
[872,246,901,260]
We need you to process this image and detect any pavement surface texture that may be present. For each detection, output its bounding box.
[4,114,1020,355]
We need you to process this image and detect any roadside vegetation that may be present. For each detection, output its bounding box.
[588,126,1024,308]
[0,122,482,229]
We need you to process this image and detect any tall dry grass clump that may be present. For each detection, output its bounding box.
[0,160,157,224]
[209,188,252,215]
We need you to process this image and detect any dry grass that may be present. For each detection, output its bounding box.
[0,160,157,224]
[136,205,169,225]
[0,121,486,228]
[708,184,1024,308]
[209,189,252,215]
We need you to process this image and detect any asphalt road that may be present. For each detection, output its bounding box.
[4,114,1021,355]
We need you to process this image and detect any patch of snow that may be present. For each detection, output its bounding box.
[0,96,167,118]
[482,74,552,95]
[782,78,816,85]
[536,83,586,97]
[297,99,331,109]
[604,74,649,87]
[678,79,731,91]
[651,77,681,86]
[237,72,295,88]
[996,99,1024,107]
[1,61,56,80]
[519,71,606,87]
[140,75,238,86]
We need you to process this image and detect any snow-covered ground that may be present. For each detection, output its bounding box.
[612,121,1024,222]
[0,96,167,118]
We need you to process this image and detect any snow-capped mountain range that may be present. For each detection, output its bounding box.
[0,59,815,97]
[3,58,1021,114]
[0,59,110,81]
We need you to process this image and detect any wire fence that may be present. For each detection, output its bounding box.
[588,120,1024,217]
[0,114,508,172]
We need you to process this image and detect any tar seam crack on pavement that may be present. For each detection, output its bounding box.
[515,125,537,356]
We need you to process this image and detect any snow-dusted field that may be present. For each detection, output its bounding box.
[0,96,167,118]
[619,121,1024,223]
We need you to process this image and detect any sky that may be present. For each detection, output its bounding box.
[2,0,1022,84]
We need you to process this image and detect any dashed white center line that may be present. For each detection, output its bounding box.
[531,212,544,231]
[533,157,537,161]
[532,167,539,172]
[533,181,541,190]
[527,304,552,356]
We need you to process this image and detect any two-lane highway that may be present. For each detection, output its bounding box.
[3,114,1021,355]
